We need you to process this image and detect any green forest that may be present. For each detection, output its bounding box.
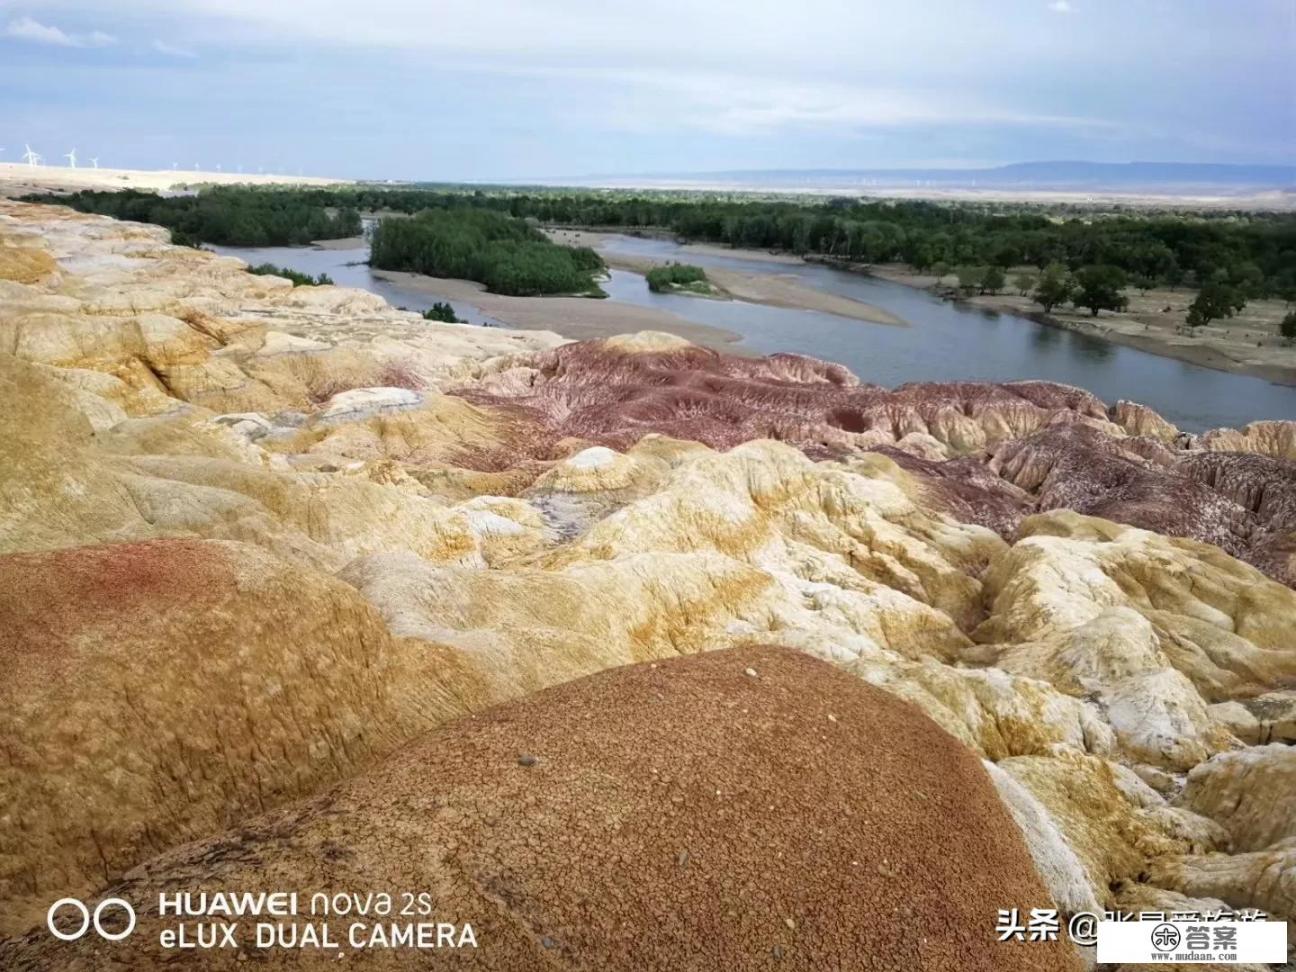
[162,184,1295,301]
[21,188,361,246]
[32,184,1296,308]
[368,208,605,296]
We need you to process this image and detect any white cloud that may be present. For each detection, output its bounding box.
[5,16,76,45]
[4,16,116,47]
[462,63,1117,139]
[1048,1,1074,12]
[153,39,197,58]
[49,1,1020,70]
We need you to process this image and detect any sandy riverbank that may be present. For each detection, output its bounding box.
[550,228,804,266]
[372,270,746,350]
[313,235,367,250]
[548,228,1296,384]
[863,264,1296,387]
[547,228,905,325]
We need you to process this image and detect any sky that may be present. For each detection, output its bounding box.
[1,0,1292,181]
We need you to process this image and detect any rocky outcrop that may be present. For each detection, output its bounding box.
[462,334,1296,588]
[1177,450,1296,583]
[1199,420,1296,459]
[1,200,1294,958]
[1176,745,1296,852]
[0,201,564,420]
[1151,840,1296,922]
[1210,691,1296,745]
[1,647,1082,971]
[987,424,1294,581]
[1109,399,1180,442]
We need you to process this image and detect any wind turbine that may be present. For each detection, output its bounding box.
[64,148,77,168]
[89,157,99,169]
[23,144,41,166]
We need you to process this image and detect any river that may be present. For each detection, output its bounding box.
[210,236,1296,432]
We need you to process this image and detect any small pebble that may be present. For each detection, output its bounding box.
[677,849,690,867]
[744,667,759,678]
[517,754,538,767]
[784,917,796,931]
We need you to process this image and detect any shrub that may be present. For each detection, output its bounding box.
[1281,310,1296,342]
[1012,272,1036,296]
[422,301,460,323]
[1032,262,1075,312]
[645,263,709,292]
[1187,280,1247,327]
[248,263,333,287]
[1073,265,1129,317]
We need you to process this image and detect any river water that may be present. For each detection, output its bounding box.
[211,237,1296,432]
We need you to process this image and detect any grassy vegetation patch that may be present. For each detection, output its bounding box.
[645,262,714,295]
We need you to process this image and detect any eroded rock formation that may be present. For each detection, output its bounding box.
[1,200,1293,964]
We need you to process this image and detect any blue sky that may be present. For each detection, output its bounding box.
[1,0,1292,181]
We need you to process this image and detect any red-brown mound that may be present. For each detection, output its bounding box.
[0,539,429,937]
[3,646,1079,971]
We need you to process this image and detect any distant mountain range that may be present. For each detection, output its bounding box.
[560,161,1296,193]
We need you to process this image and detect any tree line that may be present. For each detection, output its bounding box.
[946,261,1278,327]
[257,186,1295,304]
[21,188,361,246]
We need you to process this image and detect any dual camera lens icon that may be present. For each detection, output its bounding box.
[46,897,136,942]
